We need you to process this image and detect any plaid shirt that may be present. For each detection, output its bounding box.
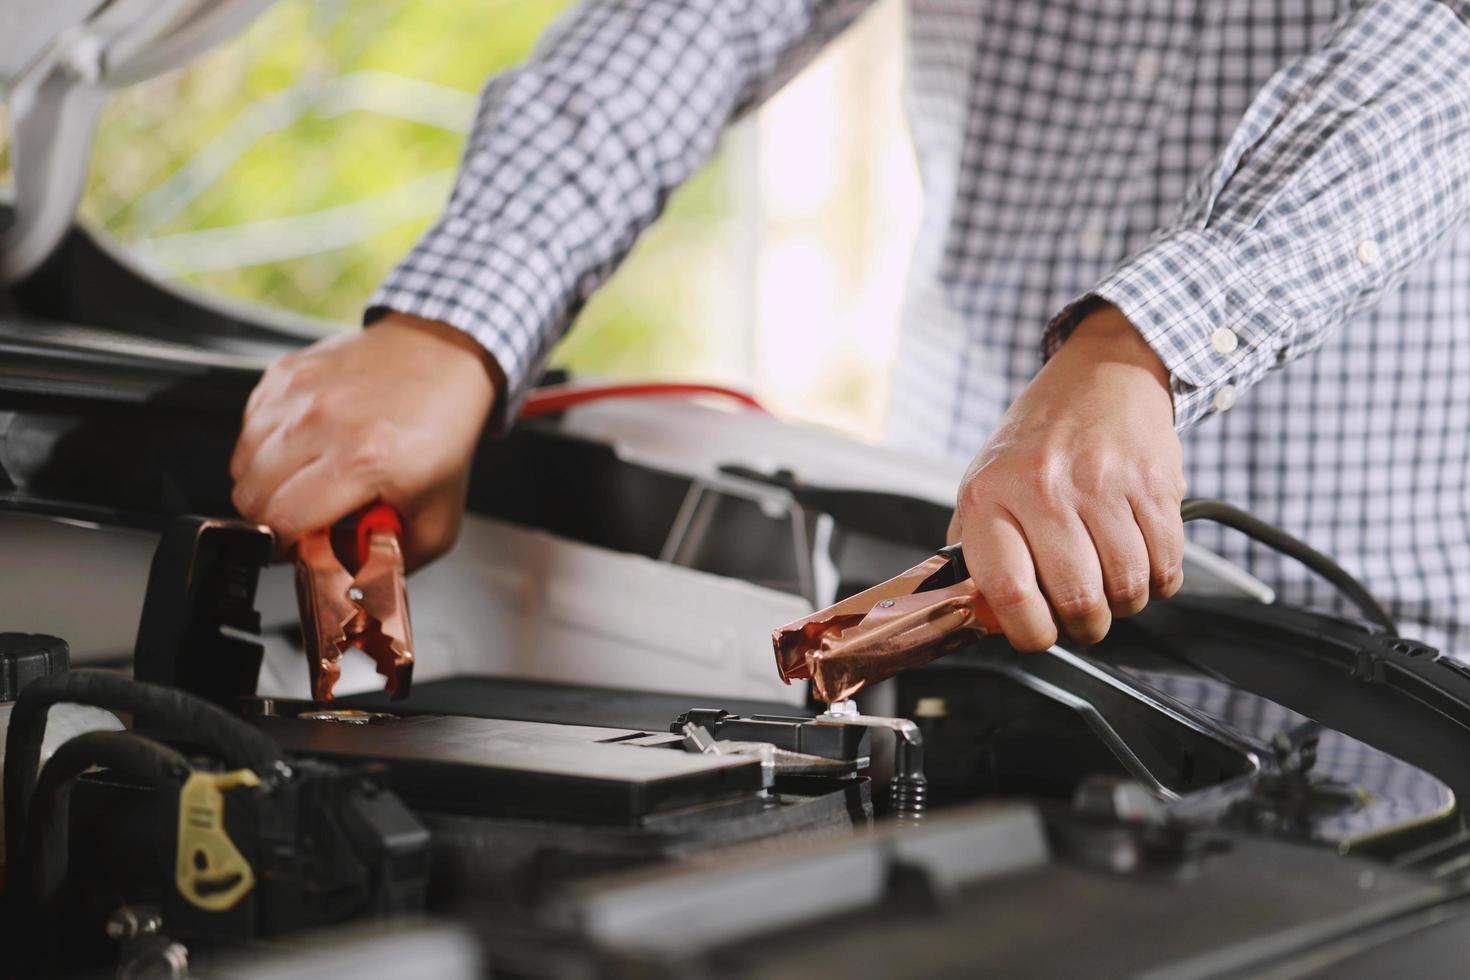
[371,0,1470,656]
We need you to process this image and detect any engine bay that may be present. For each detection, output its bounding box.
[4,221,1470,978]
[7,485,1470,977]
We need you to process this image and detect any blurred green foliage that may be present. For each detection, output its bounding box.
[2,0,737,380]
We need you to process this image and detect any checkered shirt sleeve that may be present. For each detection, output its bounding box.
[1047,0,1470,430]
[366,0,871,423]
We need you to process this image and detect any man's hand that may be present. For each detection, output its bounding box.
[230,312,501,569]
[950,305,1186,652]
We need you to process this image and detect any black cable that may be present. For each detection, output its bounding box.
[1180,498,1397,635]
[5,731,191,979]
[20,731,190,904]
[4,670,283,870]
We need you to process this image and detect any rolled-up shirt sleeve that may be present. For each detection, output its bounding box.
[367,0,871,425]
[1047,0,1470,430]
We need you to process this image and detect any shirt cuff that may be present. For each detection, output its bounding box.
[365,216,573,433]
[1045,229,1296,430]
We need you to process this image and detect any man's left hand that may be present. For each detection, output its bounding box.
[948,304,1187,652]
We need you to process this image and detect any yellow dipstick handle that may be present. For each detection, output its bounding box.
[175,769,261,912]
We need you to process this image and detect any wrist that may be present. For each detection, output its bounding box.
[1061,304,1171,392]
[375,311,506,421]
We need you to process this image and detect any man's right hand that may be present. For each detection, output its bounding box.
[230,312,501,569]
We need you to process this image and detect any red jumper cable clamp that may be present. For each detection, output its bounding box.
[294,504,414,702]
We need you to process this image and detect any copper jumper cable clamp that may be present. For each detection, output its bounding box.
[773,543,1002,704]
[293,503,414,702]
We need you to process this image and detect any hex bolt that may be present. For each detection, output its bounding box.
[105,906,161,941]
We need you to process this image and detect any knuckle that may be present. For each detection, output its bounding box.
[346,443,386,483]
[266,357,308,392]
[1139,463,1184,503]
[346,421,399,482]
[1050,587,1103,622]
[290,386,350,436]
[1030,451,1069,494]
[283,366,331,405]
[1029,480,1062,509]
[979,574,1036,611]
[1153,563,1185,597]
[299,387,342,425]
[1071,453,1113,496]
[1105,567,1151,610]
[1151,543,1185,588]
[363,417,402,452]
[260,358,292,385]
[960,470,1004,508]
[957,483,985,513]
[1151,558,1181,585]
[288,401,322,434]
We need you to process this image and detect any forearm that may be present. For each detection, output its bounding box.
[1049,0,1470,429]
[369,0,872,422]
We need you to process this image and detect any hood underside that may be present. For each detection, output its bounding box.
[0,0,277,283]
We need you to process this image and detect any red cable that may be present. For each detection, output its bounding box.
[519,381,767,419]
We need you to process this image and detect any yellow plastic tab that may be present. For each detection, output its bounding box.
[175,768,261,912]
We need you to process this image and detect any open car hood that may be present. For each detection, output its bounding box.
[0,0,278,282]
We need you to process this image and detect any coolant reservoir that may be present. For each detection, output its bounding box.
[0,634,123,875]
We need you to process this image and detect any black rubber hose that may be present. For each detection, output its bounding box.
[20,731,189,903]
[1180,498,1397,635]
[6,731,190,978]
[4,670,282,870]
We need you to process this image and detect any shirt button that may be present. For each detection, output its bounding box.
[1133,53,1162,86]
[1210,327,1239,355]
[1077,221,1106,257]
[1213,384,1239,413]
[1357,239,1381,266]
